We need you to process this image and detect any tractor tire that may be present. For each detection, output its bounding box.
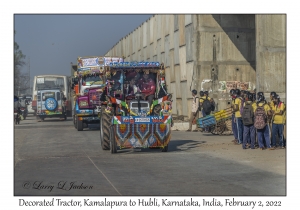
[110,125,117,154]
[101,107,113,150]
[77,116,83,131]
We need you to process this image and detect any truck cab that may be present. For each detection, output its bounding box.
[71,56,123,131]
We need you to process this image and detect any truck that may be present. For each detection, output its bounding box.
[98,61,173,153]
[70,56,123,131]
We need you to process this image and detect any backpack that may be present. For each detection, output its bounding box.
[254,103,267,129]
[242,102,254,125]
[202,96,212,114]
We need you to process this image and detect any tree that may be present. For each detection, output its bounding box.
[14,30,29,95]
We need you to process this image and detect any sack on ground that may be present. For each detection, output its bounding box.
[242,102,254,125]
[254,104,267,129]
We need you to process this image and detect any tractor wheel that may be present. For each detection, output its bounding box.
[110,125,117,154]
[101,107,113,150]
[77,116,83,131]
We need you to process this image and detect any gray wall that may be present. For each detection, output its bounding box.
[256,15,286,103]
[105,14,286,116]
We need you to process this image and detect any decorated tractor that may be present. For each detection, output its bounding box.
[71,56,123,131]
[98,61,173,153]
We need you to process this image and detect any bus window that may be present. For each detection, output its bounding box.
[35,77,65,91]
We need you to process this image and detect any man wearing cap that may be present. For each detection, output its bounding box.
[270,94,286,149]
[187,89,199,132]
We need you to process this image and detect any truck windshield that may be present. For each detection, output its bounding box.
[83,75,104,86]
[35,77,65,91]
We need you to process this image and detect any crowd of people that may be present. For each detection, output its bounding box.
[231,89,286,150]
[187,89,286,150]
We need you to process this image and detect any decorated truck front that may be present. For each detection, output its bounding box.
[72,56,123,131]
[99,61,173,153]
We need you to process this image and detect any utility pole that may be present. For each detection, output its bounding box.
[27,56,31,96]
[28,56,31,96]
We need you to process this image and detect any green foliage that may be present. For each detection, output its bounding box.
[14,41,26,70]
[14,30,26,71]
[14,30,28,95]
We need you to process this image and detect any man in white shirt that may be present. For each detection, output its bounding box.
[187,89,199,132]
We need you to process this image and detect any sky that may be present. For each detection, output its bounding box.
[14,14,153,82]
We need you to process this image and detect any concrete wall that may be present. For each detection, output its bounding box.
[256,15,286,103]
[194,14,256,111]
[105,14,286,116]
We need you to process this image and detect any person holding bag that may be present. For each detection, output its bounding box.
[187,89,199,132]
[241,92,257,149]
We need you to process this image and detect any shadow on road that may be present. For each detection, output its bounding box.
[110,139,207,154]
[168,139,206,152]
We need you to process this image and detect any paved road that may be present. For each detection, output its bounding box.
[14,115,286,196]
